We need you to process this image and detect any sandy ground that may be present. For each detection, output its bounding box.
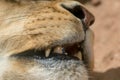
[87,0,120,80]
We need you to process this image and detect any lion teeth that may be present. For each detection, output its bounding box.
[53,46,63,54]
[45,48,51,57]
[74,51,82,60]
[82,29,94,70]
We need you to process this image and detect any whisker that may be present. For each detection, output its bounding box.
[0,14,30,21]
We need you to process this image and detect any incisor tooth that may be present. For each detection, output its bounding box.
[54,46,63,54]
[45,48,51,57]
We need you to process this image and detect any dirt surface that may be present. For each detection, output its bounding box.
[87,0,120,80]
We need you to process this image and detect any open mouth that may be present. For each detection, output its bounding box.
[11,42,84,61]
[10,2,94,70]
[11,3,86,61]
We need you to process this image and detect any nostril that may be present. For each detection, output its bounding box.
[60,2,95,28]
[61,4,85,20]
[89,19,95,26]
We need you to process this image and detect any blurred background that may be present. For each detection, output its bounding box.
[87,0,120,80]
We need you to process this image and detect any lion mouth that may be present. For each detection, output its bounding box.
[12,42,84,61]
[9,2,95,70]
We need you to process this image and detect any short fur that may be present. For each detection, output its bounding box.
[0,0,94,80]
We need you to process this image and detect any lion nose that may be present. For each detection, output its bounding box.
[60,1,95,29]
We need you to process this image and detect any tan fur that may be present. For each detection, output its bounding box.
[0,0,94,80]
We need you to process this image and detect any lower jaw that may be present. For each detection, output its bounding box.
[3,58,88,80]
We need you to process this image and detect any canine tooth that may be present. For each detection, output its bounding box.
[45,48,51,57]
[74,51,82,60]
[82,29,94,71]
[54,46,63,54]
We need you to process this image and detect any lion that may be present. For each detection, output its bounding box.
[0,0,95,80]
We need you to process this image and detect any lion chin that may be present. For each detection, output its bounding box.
[0,0,95,80]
